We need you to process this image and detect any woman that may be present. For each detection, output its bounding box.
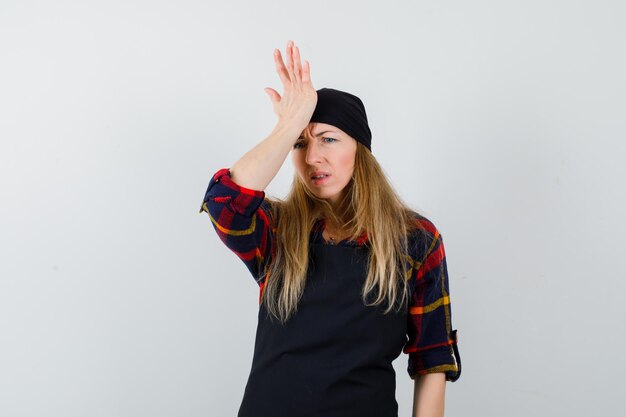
[199,40,461,417]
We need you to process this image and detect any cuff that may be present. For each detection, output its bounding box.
[198,168,266,218]
[408,329,461,382]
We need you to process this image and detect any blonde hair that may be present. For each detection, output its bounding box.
[262,142,431,324]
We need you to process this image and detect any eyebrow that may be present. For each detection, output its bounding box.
[298,130,336,139]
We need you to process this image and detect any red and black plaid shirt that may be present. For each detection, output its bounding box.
[199,167,461,382]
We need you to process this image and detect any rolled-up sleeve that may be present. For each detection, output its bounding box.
[198,168,275,285]
[403,220,461,382]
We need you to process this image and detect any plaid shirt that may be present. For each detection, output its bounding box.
[199,167,461,382]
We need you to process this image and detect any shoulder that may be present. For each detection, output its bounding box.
[406,210,443,264]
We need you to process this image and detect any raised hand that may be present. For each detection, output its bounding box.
[264,40,317,130]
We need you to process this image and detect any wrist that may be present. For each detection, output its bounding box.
[275,119,307,137]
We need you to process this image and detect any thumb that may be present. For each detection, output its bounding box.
[264,88,280,103]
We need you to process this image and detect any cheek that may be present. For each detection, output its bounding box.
[337,153,355,175]
[292,154,306,176]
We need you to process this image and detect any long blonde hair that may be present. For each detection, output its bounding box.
[262,142,431,324]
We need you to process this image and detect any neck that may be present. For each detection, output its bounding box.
[323,218,348,237]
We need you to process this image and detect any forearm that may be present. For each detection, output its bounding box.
[229,121,303,191]
[412,372,446,417]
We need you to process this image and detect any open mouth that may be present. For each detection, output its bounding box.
[311,174,331,184]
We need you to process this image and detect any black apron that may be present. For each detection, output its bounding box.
[238,241,408,417]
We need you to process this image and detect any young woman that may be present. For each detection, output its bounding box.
[199,40,461,417]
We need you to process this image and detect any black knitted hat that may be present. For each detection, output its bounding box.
[309,88,372,152]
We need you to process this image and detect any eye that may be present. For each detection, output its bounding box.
[293,137,336,149]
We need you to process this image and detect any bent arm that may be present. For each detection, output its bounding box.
[412,373,446,417]
[199,168,275,283]
[229,121,302,191]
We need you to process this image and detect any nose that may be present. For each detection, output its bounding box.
[305,140,323,165]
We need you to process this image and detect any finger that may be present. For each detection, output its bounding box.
[273,49,290,86]
[293,45,302,84]
[302,60,311,84]
[285,40,296,83]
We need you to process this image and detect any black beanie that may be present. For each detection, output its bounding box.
[309,88,372,152]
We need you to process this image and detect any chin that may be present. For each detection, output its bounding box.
[307,188,331,199]
[318,192,341,203]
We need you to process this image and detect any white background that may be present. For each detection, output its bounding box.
[1,0,625,416]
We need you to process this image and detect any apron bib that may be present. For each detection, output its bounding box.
[238,242,408,417]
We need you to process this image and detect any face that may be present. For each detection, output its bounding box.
[291,122,358,209]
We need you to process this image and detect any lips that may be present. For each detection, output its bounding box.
[310,171,331,179]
